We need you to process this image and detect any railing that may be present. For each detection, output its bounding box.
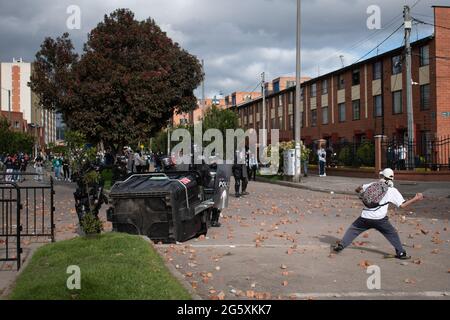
[381,136,450,171]
[0,173,55,270]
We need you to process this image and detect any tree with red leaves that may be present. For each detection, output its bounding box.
[30,9,203,155]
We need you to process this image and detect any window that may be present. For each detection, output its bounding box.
[273,81,280,92]
[392,55,402,75]
[289,91,294,104]
[392,90,403,114]
[289,115,294,129]
[271,118,276,129]
[301,112,304,128]
[338,74,345,90]
[420,45,430,67]
[311,110,317,127]
[352,69,360,86]
[420,84,430,110]
[14,121,20,129]
[286,80,296,88]
[338,103,346,122]
[311,83,317,97]
[322,79,328,95]
[279,116,283,130]
[352,100,361,120]
[373,61,382,80]
[374,95,383,117]
[301,87,304,99]
[322,107,329,125]
[279,95,283,106]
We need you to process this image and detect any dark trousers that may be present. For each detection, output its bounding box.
[63,166,70,180]
[234,176,248,194]
[249,166,257,181]
[319,161,326,176]
[341,216,405,254]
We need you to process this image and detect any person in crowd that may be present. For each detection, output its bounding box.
[301,144,310,177]
[397,144,407,170]
[52,155,62,181]
[4,154,14,182]
[333,169,424,260]
[62,156,71,182]
[34,153,44,182]
[13,154,20,182]
[317,145,327,177]
[19,153,28,181]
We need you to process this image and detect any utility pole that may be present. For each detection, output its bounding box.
[201,59,206,110]
[261,72,266,148]
[294,0,302,182]
[404,5,415,169]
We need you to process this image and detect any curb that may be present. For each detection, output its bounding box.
[256,177,357,196]
[1,244,42,300]
[255,177,418,198]
[141,236,203,301]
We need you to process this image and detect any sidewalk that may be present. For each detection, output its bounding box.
[257,174,450,199]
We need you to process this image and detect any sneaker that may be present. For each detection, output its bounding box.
[235,193,241,198]
[241,191,249,196]
[211,221,221,228]
[395,252,411,260]
[332,243,344,253]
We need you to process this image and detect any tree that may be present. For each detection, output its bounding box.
[201,105,239,137]
[0,118,35,155]
[30,9,203,155]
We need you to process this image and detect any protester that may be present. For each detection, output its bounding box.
[333,168,424,260]
[317,145,327,177]
[52,155,62,181]
[62,156,71,181]
[34,153,44,182]
[4,154,14,182]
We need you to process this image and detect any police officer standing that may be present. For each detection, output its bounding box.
[232,148,249,198]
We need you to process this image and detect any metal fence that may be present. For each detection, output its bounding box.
[0,173,55,270]
[382,136,450,171]
[307,141,375,168]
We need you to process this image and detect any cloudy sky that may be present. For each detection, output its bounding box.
[0,0,444,98]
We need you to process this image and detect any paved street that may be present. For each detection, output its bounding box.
[2,175,449,300]
[156,179,450,300]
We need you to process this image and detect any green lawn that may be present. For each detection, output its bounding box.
[10,233,191,300]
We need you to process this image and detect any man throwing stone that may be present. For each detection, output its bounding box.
[333,168,424,260]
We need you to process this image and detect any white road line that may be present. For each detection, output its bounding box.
[155,244,331,249]
[290,291,450,298]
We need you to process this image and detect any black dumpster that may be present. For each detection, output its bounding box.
[107,172,213,243]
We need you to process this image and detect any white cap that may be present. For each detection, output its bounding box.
[379,168,394,180]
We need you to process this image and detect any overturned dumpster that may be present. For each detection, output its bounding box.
[107,168,229,243]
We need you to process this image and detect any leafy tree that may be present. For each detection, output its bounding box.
[0,118,35,155]
[30,9,203,155]
[201,105,239,137]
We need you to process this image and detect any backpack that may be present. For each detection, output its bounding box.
[360,181,389,208]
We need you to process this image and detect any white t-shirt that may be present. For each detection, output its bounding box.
[318,149,326,162]
[360,183,405,220]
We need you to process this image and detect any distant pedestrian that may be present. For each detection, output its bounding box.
[248,152,258,181]
[233,149,248,197]
[333,168,424,260]
[34,154,44,182]
[318,145,327,177]
[62,157,70,181]
[52,155,62,181]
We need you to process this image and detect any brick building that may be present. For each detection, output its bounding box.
[0,58,57,149]
[172,97,227,126]
[236,6,450,149]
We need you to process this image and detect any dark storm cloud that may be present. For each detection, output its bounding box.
[0,0,444,97]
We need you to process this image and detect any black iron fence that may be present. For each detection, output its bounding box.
[382,136,450,171]
[0,173,55,270]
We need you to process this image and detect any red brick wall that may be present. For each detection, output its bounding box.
[434,6,450,138]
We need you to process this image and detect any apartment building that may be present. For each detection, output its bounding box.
[0,58,57,147]
[236,5,450,147]
[172,97,227,126]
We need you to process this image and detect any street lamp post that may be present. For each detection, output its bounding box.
[294,0,302,182]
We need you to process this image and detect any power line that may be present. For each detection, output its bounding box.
[413,17,450,31]
[353,23,404,64]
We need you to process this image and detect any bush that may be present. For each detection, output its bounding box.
[80,213,103,235]
[338,145,353,167]
[356,142,375,167]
